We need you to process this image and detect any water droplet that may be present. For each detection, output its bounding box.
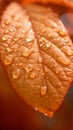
[13,16,19,21]
[58,57,70,65]
[6,47,13,52]
[16,24,21,29]
[12,69,20,79]
[39,37,44,42]
[13,36,20,42]
[26,35,34,43]
[30,71,36,79]
[34,107,38,111]
[65,39,69,43]
[5,19,10,25]
[22,47,33,57]
[42,28,46,33]
[10,28,13,32]
[67,49,73,56]
[58,30,67,37]
[24,64,33,72]
[1,24,5,29]
[46,42,51,48]
[22,30,25,33]
[1,36,7,41]
[38,57,42,63]
[4,55,13,65]
[40,86,47,96]
[56,38,60,41]
[4,29,9,34]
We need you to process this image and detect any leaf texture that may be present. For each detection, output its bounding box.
[0,2,73,117]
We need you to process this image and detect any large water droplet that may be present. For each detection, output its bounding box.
[58,30,67,37]
[24,64,33,72]
[12,69,20,79]
[40,86,47,96]
[22,47,33,57]
[4,55,13,65]
[58,57,70,65]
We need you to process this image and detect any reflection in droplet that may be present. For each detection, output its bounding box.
[6,47,13,52]
[24,64,33,72]
[4,30,9,34]
[5,19,10,25]
[40,86,47,96]
[30,71,36,79]
[46,42,51,48]
[1,36,7,41]
[58,56,70,65]
[12,69,20,79]
[4,55,13,65]
[58,30,67,37]
[22,47,33,57]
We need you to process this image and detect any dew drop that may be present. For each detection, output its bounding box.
[6,47,13,52]
[65,39,69,43]
[5,19,10,25]
[38,57,42,63]
[13,16,19,21]
[34,107,38,111]
[22,30,25,33]
[4,29,9,34]
[24,64,33,72]
[30,71,36,79]
[26,36,34,43]
[10,28,13,32]
[12,69,20,79]
[42,28,46,33]
[4,55,13,65]
[46,42,51,48]
[1,24,5,29]
[40,86,47,96]
[58,30,67,37]
[22,47,33,57]
[1,36,7,41]
[58,57,70,65]
[13,36,20,42]
[16,24,21,29]
[56,38,60,41]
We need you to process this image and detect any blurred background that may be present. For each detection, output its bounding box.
[0,0,73,130]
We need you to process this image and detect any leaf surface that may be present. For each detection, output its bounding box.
[0,2,73,117]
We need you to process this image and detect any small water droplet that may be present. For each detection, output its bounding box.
[42,28,46,33]
[10,29,13,32]
[58,57,70,65]
[13,36,20,42]
[13,16,19,21]
[1,24,5,29]
[58,30,67,37]
[24,64,33,72]
[34,107,38,111]
[65,39,69,43]
[46,42,51,48]
[16,24,21,29]
[40,86,47,96]
[56,38,60,41]
[38,57,42,63]
[30,71,36,79]
[4,55,13,65]
[12,69,20,79]
[1,36,7,41]
[22,47,33,57]
[22,30,25,33]
[4,29,9,34]
[5,19,10,25]
[67,49,73,56]
[6,47,13,52]
[26,36,34,43]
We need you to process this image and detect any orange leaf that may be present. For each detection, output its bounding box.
[0,2,73,117]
